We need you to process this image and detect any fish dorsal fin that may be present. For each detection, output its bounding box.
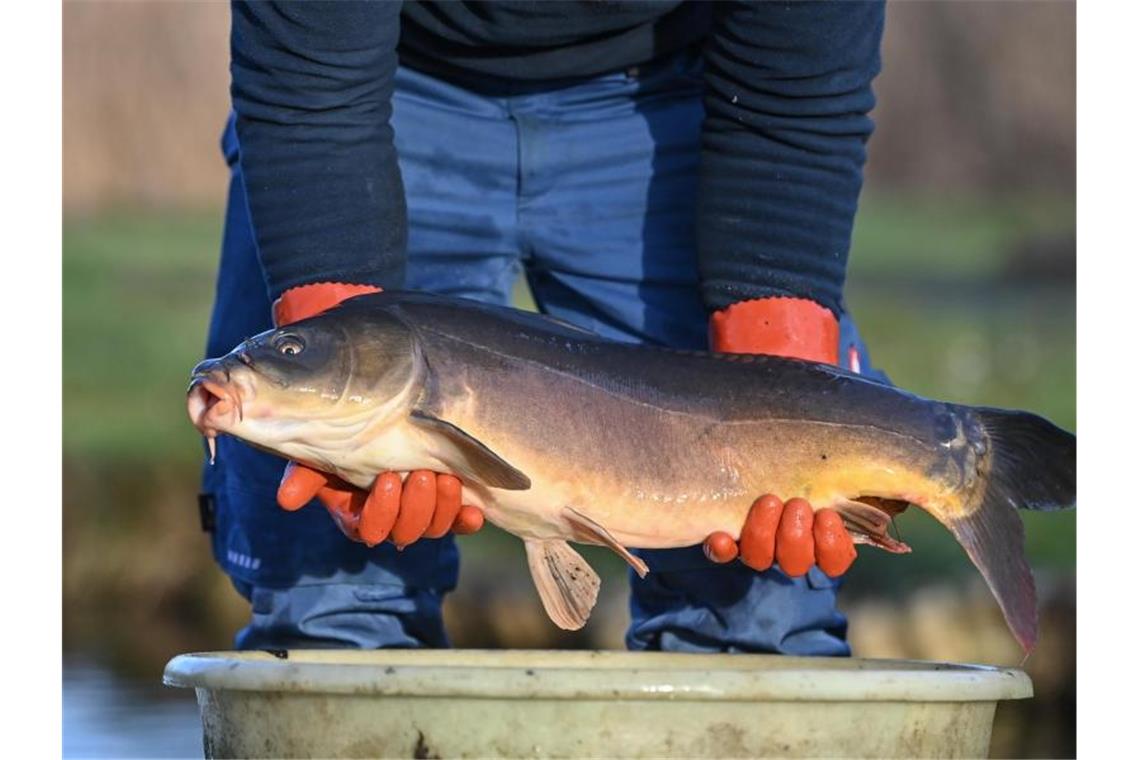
[524,539,600,631]
[409,410,531,490]
[562,506,649,578]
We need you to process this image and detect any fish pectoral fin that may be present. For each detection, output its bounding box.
[833,498,912,554]
[524,539,600,631]
[562,506,649,578]
[409,409,531,490]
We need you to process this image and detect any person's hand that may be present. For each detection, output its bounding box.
[701,297,857,578]
[271,282,485,547]
[703,494,856,577]
[276,462,484,547]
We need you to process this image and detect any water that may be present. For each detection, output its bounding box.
[63,660,204,759]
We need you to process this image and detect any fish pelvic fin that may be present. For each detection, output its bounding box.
[940,408,1076,655]
[524,539,600,631]
[563,507,649,578]
[409,409,531,490]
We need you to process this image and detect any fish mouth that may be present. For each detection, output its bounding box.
[187,368,245,461]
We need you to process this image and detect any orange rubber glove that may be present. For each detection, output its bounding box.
[702,297,857,578]
[276,462,484,547]
[271,283,484,547]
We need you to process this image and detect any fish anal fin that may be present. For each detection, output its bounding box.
[833,498,912,554]
[562,506,649,578]
[409,409,531,490]
[524,539,600,631]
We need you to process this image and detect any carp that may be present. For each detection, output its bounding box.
[187,292,1075,651]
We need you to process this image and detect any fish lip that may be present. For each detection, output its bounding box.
[187,371,243,435]
[189,357,230,384]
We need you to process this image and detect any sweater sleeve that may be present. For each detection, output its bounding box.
[229,1,405,301]
[697,0,885,317]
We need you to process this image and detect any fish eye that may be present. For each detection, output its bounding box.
[273,335,305,357]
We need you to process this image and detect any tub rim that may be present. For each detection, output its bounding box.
[164,649,1032,703]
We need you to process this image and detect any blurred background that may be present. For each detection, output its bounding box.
[63,1,1075,757]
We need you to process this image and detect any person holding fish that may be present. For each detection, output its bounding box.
[202,1,887,654]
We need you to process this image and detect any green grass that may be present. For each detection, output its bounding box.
[848,193,1075,278]
[64,210,221,464]
[62,193,1075,578]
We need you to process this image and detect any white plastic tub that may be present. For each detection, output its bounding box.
[164,649,1031,758]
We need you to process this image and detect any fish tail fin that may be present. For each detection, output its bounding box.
[973,407,1076,513]
[943,408,1076,653]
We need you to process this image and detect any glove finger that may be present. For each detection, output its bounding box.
[277,462,328,511]
[739,494,782,571]
[775,497,815,577]
[703,531,739,563]
[315,482,352,512]
[813,508,857,577]
[424,474,463,539]
[359,472,402,546]
[452,505,485,535]
[390,470,437,548]
[325,488,366,541]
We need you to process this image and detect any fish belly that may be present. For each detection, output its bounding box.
[453,414,940,551]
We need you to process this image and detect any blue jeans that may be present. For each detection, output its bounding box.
[205,52,875,654]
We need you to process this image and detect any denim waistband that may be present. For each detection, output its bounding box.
[399,46,704,102]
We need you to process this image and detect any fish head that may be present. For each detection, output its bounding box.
[187,307,420,464]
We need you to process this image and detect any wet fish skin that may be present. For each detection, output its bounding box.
[187,291,1075,651]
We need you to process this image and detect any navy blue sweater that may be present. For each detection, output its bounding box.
[230,1,883,317]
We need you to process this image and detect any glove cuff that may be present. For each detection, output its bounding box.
[709,297,839,365]
[272,282,382,326]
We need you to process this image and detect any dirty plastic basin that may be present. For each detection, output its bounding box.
[164,649,1031,758]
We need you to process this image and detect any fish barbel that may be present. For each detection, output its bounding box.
[187,292,1075,651]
